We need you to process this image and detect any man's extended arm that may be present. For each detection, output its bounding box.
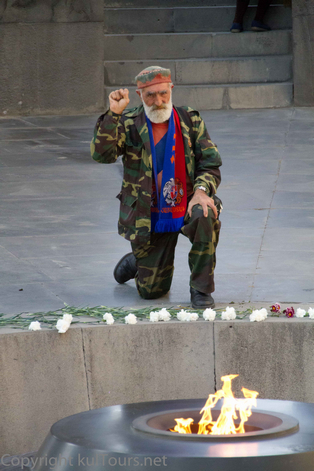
[90,89,130,164]
[188,112,222,218]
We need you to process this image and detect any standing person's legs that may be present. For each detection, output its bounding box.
[251,0,271,30]
[131,232,179,299]
[181,204,221,295]
[231,0,271,31]
[233,0,250,24]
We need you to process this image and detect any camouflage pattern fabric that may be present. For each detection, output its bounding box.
[132,203,221,298]
[91,104,222,245]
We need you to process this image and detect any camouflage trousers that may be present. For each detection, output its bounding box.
[131,205,221,299]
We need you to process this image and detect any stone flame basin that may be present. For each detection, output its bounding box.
[31,399,314,471]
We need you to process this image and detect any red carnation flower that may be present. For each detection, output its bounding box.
[283,307,295,318]
[270,303,281,313]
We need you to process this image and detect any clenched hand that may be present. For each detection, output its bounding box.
[109,89,130,115]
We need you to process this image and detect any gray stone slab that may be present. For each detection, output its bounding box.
[0,197,120,237]
[82,322,215,409]
[251,275,314,303]
[0,283,65,315]
[174,5,292,33]
[218,183,275,210]
[104,5,291,34]
[214,274,254,302]
[283,144,314,159]
[272,191,314,209]
[105,0,242,6]
[286,131,314,145]
[218,227,264,253]
[275,173,314,192]
[103,30,292,61]
[293,107,314,120]
[0,118,35,129]
[228,82,293,109]
[104,8,174,34]
[27,253,128,282]
[262,227,314,252]
[201,107,294,123]
[106,55,292,87]
[0,163,121,182]
[214,320,314,402]
[0,179,121,200]
[0,127,66,141]
[0,232,128,259]
[280,158,314,175]
[287,120,314,133]
[176,55,292,85]
[292,0,314,106]
[222,159,280,176]
[0,0,103,23]
[257,250,314,276]
[0,329,89,455]
[23,114,100,128]
[0,253,51,285]
[220,209,268,229]
[216,249,259,275]
[0,23,104,116]
[266,208,314,229]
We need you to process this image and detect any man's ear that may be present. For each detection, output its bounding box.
[136,90,141,97]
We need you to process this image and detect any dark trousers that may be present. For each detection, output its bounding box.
[131,205,221,299]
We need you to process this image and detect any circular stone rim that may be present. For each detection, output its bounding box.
[132,407,299,441]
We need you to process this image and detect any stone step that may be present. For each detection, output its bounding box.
[104,55,292,86]
[105,82,293,110]
[106,0,278,7]
[104,5,292,34]
[104,30,292,61]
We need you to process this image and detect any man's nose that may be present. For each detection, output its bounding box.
[154,95,163,107]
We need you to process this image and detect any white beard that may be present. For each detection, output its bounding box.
[142,96,173,123]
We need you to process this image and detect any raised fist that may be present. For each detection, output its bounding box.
[109,88,130,115]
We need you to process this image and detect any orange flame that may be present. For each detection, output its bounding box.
[171,375,258,435]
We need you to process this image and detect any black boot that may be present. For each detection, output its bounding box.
[113,253,137,284]
[190,287,215,309]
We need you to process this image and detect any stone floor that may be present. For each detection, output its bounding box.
[0,107,314,315]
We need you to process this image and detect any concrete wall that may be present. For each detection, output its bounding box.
[0,1,104,116]
[1,319,314,456]
[292,0,314,106]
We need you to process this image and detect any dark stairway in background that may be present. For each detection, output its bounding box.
[103,0,293,110]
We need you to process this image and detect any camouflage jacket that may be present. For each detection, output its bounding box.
[91,104,222,244]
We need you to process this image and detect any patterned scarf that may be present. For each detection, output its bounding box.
[147,109,187,233]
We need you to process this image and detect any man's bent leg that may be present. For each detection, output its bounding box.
[131,233,179,299]
[181,204,221,294]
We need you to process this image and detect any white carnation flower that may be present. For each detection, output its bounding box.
[296,308,306,318]
[249,309,267,322]
[188,312,199,322]
[177,309,189,321]
[56,313,73,333]
[125,313,137,324]
[221,306,237,320]
[28,321,41,331]
[62,313,73,324]
[149,311,160,322]
[203,308,216,321]
[103,313,115,324]
[177,310,198,322]
[159,308,171,322]
[308,307,314,318]
[259,308,268,319]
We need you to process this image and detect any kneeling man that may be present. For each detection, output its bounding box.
[91,66,222,308]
